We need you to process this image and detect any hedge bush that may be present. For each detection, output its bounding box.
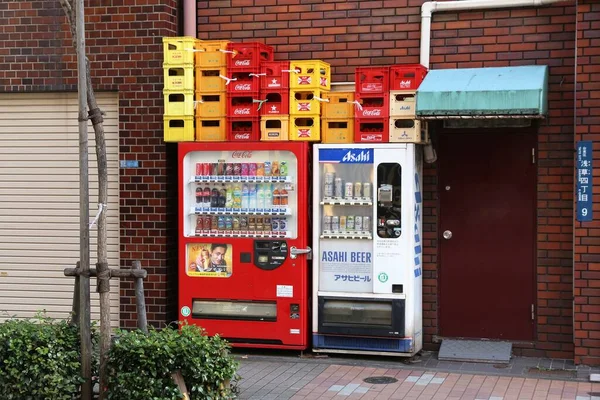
[105,324,239,400]
[0,315,86,399]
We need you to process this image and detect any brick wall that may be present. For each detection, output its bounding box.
[198,0,578,358]
[0,0,180,328]
[574,0,600,366]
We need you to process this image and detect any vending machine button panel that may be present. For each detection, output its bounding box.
[254,239,288,270]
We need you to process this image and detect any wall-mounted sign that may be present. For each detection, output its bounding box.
[576,141,593,222]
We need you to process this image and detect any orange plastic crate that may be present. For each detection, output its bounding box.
[196,118,226,141]
[195,40,230,68]
[195,93,226,118]
[196,68,227,93]
[321,119,354,144]
[260,116,289,141]
[322,92,355,119]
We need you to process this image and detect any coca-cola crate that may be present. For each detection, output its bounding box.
[226,42,274,70]
[322,92,355,119]
[389,118,429,144]
[196,117,226,142]
[289,60,331,91]
[390,91,416,117]
[195,93,226,118]
[163,36,197,65]
[195,40,230,68]
[196,68,226,93]
[290,90,324,115]
[354,117,389,143]
[290,115,321,142]
[355,93,390,119]
[260,90,289,116]
[321,118,354,144]
[227,95,261,118]
[260,61,290,90]
[227,117,261,142]
[225,71,261,94]
[355,66,390,95]
[390,64,428,91]
[260,116,289,141]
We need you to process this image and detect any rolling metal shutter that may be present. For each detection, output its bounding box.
[0,92,120,327]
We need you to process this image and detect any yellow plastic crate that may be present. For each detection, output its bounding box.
[390,91,416,117]
[389,118,429,143]
[195,93,226,118]
[260,116,289,141]
[164,116,195,142]
[164,91,195,116]
[195,40,230,68]
[163,66,194,91]
[196,67,227,93]
[196,118,226,141]
[290,90,324,115]
[321,119,354,144]
[289,60,331,91]
[290,115,320,141]
[162,37,197,65]
[322,92,355,119]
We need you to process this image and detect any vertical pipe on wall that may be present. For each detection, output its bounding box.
[183,0,196,37]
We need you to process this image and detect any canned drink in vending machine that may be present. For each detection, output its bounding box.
[323,215,332,231]
[217,160,226,176]
[354,182,362,198]
[344,182,354,199]
[225,216,233,230]
[217,216,225,231]
[225,163,234,176]
[324,173,335,197]
[255,217,263,232]
[263,217,272,232]
[195,217,203,234]
[256,162,265,176]
[271,217,279,232]
[263,161,271,176]
[195,163,202,176]
[280,161,288,176]
[241,163,249,176]
[334,178,344,198]
[211,162,219,176]
[331,216,340,231]
[354,216,363,232]
[232,216,240,231]
[347,216,355,231]
[211,215,218,232]
[339,216,347,231]
[233,163,242,176]
[279,217,287,232]
[203,215,212,233]
[202,163,210,176]
[248,162,257,176]
[240,216,248,232]
[271,161,280,176]
[363,216,371,231]
[363,182,372,199]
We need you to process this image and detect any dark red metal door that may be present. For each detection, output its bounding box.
[439,130,536,340]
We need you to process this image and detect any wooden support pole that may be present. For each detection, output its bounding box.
[70,261,81,327]
[133,261,148,333]
[64,267,147,279]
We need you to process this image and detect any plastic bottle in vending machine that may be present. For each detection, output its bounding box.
[195,187,203,208]
[232,183,242,209]
[248,184,257,210]
[257,184,265,210]
[225,184,233,208]
[241,184,249,209]
[280,161,288,176]
[210,188,219,208]
[203,187,211,209]
[271,161,280,176]
[218,186,226,208]
[264,184,273,209]
[280,187,288,206]
[272,187,281,207]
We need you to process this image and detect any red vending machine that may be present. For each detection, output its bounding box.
[178,142,311,349]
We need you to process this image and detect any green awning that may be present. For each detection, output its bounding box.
[416,66,548,119]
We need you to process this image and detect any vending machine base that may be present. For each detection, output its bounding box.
[312,334,416,357]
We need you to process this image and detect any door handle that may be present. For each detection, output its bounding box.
[443,230,452,240]
[290,246,312,260]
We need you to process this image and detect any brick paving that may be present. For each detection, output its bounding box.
[236,353,600,400]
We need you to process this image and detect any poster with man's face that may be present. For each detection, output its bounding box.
[186,243,232,277]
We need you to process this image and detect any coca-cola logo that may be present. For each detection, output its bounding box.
[234,83,252,91]
[361,134,382,141]
[234,133,251,140]
[234,59,251,66]
[362,109,382,116]
[232,151,253,158]
[234,108,251,115]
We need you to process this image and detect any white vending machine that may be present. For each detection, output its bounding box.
[311,144,423,356]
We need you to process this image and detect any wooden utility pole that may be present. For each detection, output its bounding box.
[75,0,92,397]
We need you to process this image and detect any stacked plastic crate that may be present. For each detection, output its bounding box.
[259,61,291,141]
[354,67,391,143]
[225,42,274,142]
[163,37,197,142]
[288,60,331,141]
[321,91,355,143]
[389,65,429,143]
[195,40,229,141]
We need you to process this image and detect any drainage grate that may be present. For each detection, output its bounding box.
[363,376,398,384]
[589,393,600,397]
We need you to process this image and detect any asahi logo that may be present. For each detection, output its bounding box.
[234,108,251,115]
[232,151,253,158]
[342,150,370,162]
[234,133,251,140]
[362,109,382,116]
[361,134,382,141]
[234,83,252,91]
[400,80,412,88]
[234,59,251,66]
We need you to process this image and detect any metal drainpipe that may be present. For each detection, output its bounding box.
[183,0,196,37]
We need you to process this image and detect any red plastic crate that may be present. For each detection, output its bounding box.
[225,70,262,94]
[226,42,274,70]
[227,117,261,141]
[260,90,289,116]
[354,117,390,143]
[227,95,261,118]
[260,61,290,90]
[354,93,390,119]
[390,64,428,91]
[355,66,390,95]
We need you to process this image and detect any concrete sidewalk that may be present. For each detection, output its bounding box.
[235,351,600,400]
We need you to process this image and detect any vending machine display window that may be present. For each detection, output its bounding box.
[376,163,402,239]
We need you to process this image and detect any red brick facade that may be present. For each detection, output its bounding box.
[0,0,597,362]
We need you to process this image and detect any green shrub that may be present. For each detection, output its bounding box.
[0,315,85,399]
[105,324,239,400]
